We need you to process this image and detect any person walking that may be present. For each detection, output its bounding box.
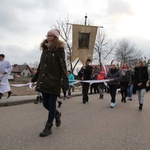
[78,59,93,104]
[97,71,106,99]
[134,60,149,111]
[106,61,121,108]
[0,54,12,99]
[127,67,134,101]
[67,70,74,99]
[120,63,132,103]
[31,29,69,137]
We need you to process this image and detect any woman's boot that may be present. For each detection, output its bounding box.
[139,104,143,111]
[55,111,61,127]
[39,123,53,137]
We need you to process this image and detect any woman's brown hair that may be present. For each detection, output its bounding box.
[40,37,64,51]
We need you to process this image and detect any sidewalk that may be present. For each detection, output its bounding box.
[0,91,82,107]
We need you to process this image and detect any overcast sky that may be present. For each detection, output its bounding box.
[0,0,150,66]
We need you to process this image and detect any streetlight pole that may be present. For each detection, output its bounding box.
[85,13,87,25]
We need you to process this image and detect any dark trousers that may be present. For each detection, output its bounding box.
[109,85,118,103]
[42,92,58,124]
[83,82,90,101]
[120,83,128,99]
[61,86,66,97]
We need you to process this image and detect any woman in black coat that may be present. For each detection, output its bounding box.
[106,61,121,108]
[32,29,69,137]
[134,60,149,110]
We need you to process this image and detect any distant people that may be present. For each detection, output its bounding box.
[0,54,12,99]
[67,70,74,99]
[90,74,99,94]
[146,79,150,92]
[97,71,106,99]
[61,79,67,100]
[78,59,93,104]
[31,29,69,137]
[34,92,43,104]
[134,60,148,111]
[120,63,131,103]
[106,61,121,108]
[127,67,134,101]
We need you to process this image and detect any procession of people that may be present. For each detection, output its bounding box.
[0,28,149,139]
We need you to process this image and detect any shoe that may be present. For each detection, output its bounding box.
[58,101,62,108]
[113,102,116,107]
[67,95,71,99]
[39,96,43,103]
[123,99,126,103]
[55,111,61,127]
[34,96,39,104]
[34,100,38,104]
[99,94,103,99]
[110,102,114,108]
[121,98,123,102]
[139,104,143,111]
[39,123,53,137]
[7,91,12,98]
[63,97,66,100]
[130,98,132,101]
[83,100,86,104]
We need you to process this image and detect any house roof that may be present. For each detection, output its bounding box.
[12,64,32,73]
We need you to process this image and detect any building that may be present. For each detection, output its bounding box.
[12,64,33,77]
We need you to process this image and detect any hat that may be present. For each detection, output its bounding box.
[48,29,60,39]
[0,54,5,58]
[112,61,118,66]
[100,71,105,75]
[86,58,91,62]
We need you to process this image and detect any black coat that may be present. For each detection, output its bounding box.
[31,43,69,96]
[106,68,121,86]
[134,66,148,90]
[78,65,93,80]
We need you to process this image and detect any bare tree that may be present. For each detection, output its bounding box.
[93,32,116,69]
[114,39,141,66]
[52,17,74,71]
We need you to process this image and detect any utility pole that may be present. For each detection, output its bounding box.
[85,13,87,25]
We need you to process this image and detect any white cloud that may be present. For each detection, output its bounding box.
[0,0,150,66]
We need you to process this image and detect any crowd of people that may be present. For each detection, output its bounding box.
[1,28,149,138]
[78,59,149,111]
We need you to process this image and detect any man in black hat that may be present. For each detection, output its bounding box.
[78,59,93,103]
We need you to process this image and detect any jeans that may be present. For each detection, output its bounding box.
[42,92,58,124]
[137,89,146,104]
[127,84,133,98]
[68,85,73,96]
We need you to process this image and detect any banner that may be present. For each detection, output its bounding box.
[71,24,98,64]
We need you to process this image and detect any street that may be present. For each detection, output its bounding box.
[0,92,150,150]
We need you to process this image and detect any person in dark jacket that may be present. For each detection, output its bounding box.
[31,29,69,137]
[120,63,132,103]
[134,60,149,111]
[106,61,121,108]
[78,59,93,103]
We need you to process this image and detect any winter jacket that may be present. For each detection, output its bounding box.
[68,73,74,86]
[106,68,121,86]
[31,43,69,96]
[78,65,93,80]
[134,66,148,90]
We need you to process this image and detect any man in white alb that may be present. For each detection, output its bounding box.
[0,54,12,99]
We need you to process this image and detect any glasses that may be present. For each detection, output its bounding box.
[46,34,54,38]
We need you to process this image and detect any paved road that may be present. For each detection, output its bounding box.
[0,92,150,150]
